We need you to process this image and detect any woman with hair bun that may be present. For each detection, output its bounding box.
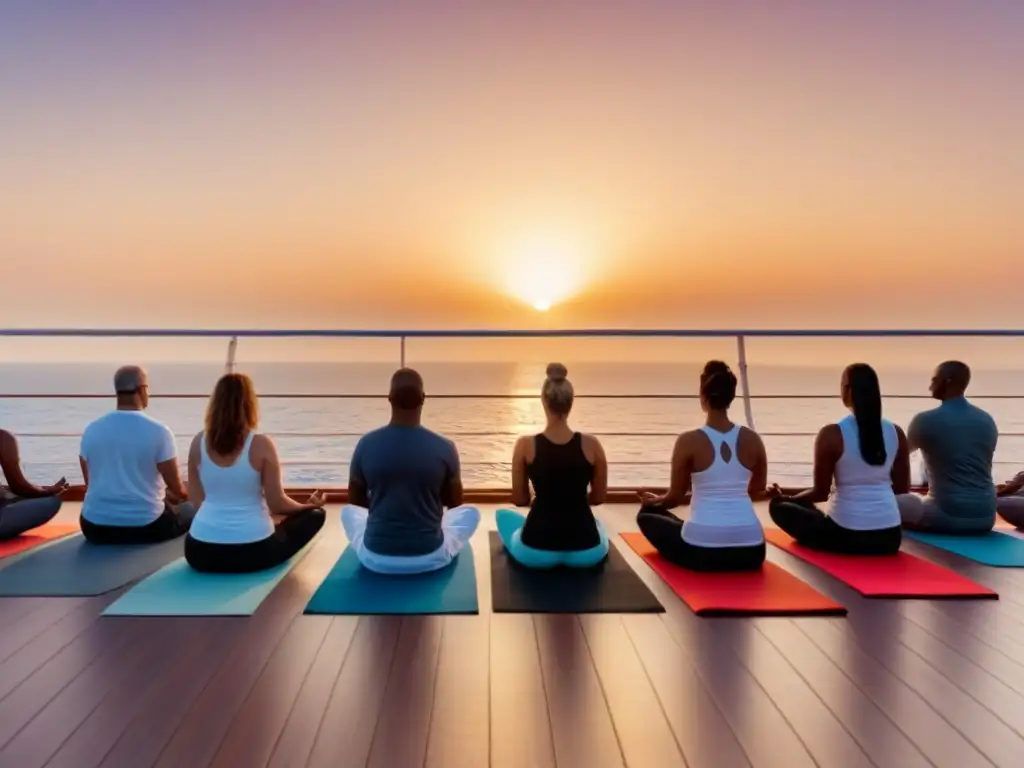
[768,363,910,555]
[496,363,610,568]
[637,361,768,571]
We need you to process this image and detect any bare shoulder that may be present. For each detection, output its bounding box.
[250,432,276,456]
[580,433,605,459]
[737,425,765,450]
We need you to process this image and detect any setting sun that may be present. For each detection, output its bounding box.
[532,300,552,312]
[495,233,594,313]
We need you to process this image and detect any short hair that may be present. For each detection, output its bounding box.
[938,360,971,391]
[114,366,146,395]
[389,368,425,410]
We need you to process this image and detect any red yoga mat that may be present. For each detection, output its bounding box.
[764,529,997,599]
[0,523,79,560]
[620,533,846,617]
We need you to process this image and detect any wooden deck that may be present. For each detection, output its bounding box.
[1,503,1023,768]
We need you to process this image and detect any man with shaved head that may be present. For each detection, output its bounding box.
[78,366,196,543]
[896,361,999,534]
[341,368,480,574]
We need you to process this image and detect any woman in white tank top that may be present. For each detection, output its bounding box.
[184,373,328,574]
[637,361,769,571]
[768,364,911,555]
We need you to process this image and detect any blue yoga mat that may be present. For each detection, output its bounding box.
[304,545,479,615]
[0,535,185,596]
[905,530,1024,567]
[102,546,313,616]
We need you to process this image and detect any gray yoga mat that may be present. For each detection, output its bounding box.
[0,534,185,596]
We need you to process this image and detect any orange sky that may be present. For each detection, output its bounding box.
[1,2,1022,339]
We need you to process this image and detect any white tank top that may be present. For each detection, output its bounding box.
[188,432,276,545]
[829,414,900,531]
[682,425,764,548]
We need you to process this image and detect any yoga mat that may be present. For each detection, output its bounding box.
[0,535,184,596]
[0,523,79,561]
[765,529,997,598]
[620,533,845,617]
[905,530,1024,567]
[490,532,664,614]
[304,545,479,615]
[102,546,313,616]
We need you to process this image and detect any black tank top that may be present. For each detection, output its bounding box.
[519,432,600,551]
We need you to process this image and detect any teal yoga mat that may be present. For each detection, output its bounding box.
[304,545,479,615]
[0,535,184,596]
[905,530,1024,567]
[102,546,313,616]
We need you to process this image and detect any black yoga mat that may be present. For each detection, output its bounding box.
[488,532,664,614]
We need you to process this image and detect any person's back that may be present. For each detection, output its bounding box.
[81,410,176,525]
[684,425,763,546]
[831,414,900,530]
[521,432,598,550]
[188,432,273,544]
[356,424,458,556]
[912,398,997,520]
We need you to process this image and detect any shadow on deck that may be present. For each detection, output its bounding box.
[0,503,1022,767]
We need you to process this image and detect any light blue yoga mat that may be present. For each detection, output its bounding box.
[304,545,479,615]
[0,535,184,596]
[905,530,1024,567]
[102,546,312,616]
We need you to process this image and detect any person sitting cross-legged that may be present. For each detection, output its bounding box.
[79,366,196,544]
[496,363,610,568]
[342,368,480,574]
[769,363,910,555]
[0,429,68,539]
[184,373,327,574]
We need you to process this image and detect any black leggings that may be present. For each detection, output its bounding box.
[184,508,326,574]
[636,506,766,572]
[769,497,902,555]
[80,502,196,545]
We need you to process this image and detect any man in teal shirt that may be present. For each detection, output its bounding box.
[897,361,998,534]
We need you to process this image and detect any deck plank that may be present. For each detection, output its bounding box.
[533,613,626,768]
[0,617,201,768]
[0,618,146,750]
[305,616,403,768]
[264,617,361,768]
[46,619,242,768]
[209,616,334,768]
[756,619,932,768]
[578,614,687,768]
[796,618,997,768]
[424,615,490,768]
[621,614,750,768]
[0,597,89,663]
[489,613,557,768]
[366,617,446,768]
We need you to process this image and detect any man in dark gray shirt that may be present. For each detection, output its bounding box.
[897,360,998,534]
[341,368,480,574]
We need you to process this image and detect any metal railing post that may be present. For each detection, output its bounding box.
[400,335,406,368]
[736,334,756,429]
[225,336,238,374]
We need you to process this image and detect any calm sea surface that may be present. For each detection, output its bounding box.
[2,362,1023,487]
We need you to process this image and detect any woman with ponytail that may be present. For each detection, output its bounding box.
[636,361,768,571]
[768,363,910,555]
[496,363,610,568]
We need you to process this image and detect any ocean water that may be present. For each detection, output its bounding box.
[2,361,1023,488]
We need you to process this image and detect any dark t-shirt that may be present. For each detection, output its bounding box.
[351,425,460,557]
[909,397,998,521]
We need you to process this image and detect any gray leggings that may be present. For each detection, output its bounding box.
[897,494,995,534]
[0,496,63,539]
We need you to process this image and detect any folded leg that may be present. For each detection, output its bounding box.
[997,494,1024,530]
[0,496,62,540]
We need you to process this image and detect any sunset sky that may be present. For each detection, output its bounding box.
[2,1,1022,336]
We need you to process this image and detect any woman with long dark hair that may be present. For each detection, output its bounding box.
[636,361,768,571]
[769,363,910,555]
[184,373,326,573]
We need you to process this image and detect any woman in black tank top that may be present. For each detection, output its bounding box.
[496,364,610,567]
